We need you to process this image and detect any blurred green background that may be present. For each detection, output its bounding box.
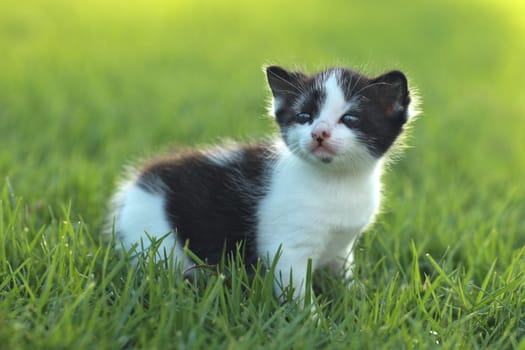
[1,0,524,264]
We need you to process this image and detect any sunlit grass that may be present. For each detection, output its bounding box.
[1,0,524,348]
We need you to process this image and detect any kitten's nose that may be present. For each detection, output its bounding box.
[311,121,331,143]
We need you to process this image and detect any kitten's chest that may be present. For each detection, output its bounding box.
[258,157,381,237]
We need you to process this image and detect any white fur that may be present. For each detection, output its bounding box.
[272,97,284,115]
[109,179,189,268]
[204,143,244,167]
[318,73,350,123]
[256,142,381,301]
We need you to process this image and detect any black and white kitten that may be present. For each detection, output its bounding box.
[108,66,417,301]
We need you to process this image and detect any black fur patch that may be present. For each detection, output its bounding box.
[353,70,411,156]
[137,144,276,265]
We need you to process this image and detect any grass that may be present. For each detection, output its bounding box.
[1,0,525,348]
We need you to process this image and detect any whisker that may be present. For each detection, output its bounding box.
[349,74,364,97]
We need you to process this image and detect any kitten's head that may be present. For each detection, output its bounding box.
[266,66,417,171]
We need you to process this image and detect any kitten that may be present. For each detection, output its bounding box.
[107,65,417,302]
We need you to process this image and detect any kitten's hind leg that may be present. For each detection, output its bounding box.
[109,180,189,269]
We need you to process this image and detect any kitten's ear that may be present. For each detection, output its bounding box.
[370,70,411,120]
[265,66,307,99]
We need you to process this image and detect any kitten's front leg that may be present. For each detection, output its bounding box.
[329,241,357,283]
[257,222,319,305]
[272,250,315,305]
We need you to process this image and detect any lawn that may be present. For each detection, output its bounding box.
[1,0,525,348]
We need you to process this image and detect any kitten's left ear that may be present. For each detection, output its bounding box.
[370,70,411,120]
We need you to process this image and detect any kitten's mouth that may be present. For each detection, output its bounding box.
[310,144,336,163]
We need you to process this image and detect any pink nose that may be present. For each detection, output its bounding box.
[311,121,331,142]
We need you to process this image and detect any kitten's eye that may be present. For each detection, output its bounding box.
[295,112,312,124]
[340,114,360,128]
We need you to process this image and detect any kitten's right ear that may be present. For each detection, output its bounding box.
[265,66,306,99]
